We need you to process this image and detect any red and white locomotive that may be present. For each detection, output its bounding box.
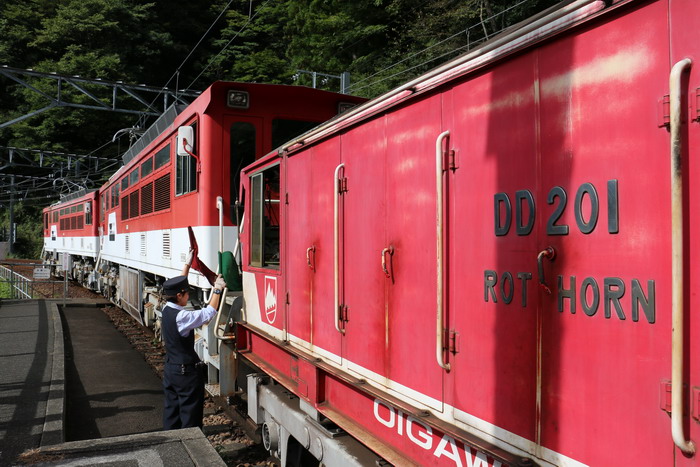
[44,0,700,465]
[43,189,99,287]
[43,81,363,324]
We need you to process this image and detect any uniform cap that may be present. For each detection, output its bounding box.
[163,276,190,296]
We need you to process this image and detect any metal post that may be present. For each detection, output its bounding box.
[10,264,15,299]
[340,72,351,94]
[8,175,14,255]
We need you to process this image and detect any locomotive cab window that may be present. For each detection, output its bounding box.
[176,123,197,196]
[250,165,280,269]
[230,122,256,222]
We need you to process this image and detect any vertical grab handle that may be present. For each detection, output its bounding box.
[436,130,451,371]
[216,196,224,253]
[334,163,345,334]
[306,246,315,269]
[381,246,394,277]
[670,58,695,456]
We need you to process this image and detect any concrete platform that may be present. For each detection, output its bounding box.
[17,427,224,466]
[0,299,225,466]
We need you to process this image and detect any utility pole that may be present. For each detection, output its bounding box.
[8,175,14,255]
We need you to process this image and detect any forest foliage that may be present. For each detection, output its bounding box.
[0,0,560,257]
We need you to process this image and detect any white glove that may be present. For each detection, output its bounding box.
[185,248,194,266]
[214,275,226,290]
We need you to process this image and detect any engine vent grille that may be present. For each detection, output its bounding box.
[154,174,170,212]
[129,191,139,218]
[121,195,129,220]
[140,233,147,256]
[162,231,171,258]
[141,182,154,215]
[125,234,130,253]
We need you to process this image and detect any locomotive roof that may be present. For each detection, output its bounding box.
[107,80,359,185]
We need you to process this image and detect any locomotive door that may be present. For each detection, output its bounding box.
[340,96,445,411]
[224,116,263,225]
[445,2,679,464]
[671,0,700,464]
[535,3,675,465]
[444,54,541,446]
[286,139,343,364]
[340,117,389,378]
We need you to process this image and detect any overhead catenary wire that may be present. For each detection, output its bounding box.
[185,0,274,90]
[145,0,236,110]
[347,0,531,94]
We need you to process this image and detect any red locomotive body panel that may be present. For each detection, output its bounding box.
[240,0,700,465]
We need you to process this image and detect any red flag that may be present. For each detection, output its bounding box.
[187,226,217,286]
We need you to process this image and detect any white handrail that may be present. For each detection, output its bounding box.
[670,58,695,456]
[334,163,345,334]
[217,196,224,253]
[436,131,451,371]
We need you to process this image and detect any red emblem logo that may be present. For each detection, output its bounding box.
[264,276,277,324]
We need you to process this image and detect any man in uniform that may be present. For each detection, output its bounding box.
[161,251,226,430]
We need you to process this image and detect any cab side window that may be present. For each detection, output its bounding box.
[250,164,280,269]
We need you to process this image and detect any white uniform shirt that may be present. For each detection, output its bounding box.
[165,302,217,337]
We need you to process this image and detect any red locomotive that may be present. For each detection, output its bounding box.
[236,0,700,465]
[44,0,700,465]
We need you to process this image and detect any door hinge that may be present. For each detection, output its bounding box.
[658,95,671,128]
[338,177,348,193]
[660,379,692,415]
[448,329,459,355]
[340,304,349,324]
[693,88,700,123]
[285,192,289,205]
[286,291,290,305]
[445,149,457,171]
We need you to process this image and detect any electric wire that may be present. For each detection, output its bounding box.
[185,0,274,90]
[347,0,531,94]
[144,0,236,109]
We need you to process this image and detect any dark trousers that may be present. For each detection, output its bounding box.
[162,363,204,430]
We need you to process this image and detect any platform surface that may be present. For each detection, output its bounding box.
[0,299,224,466]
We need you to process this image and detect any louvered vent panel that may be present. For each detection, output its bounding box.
[125,234,130,253]
[140,233,147,256]
[154,174,170,212]
[162,231,171,258]
[141,183,154,215]
[122,196,129,220]
[71,217,77,229]
[78,217,83,229]
[129,191,139,218]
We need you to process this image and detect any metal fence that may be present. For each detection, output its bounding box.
[0,262,67,299]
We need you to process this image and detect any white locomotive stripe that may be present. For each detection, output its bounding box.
[98,226,239,286]
[44,233,98,258]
